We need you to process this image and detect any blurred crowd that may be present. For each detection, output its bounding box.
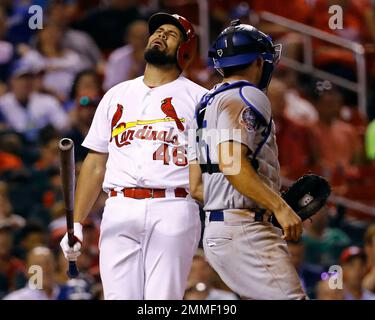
[0,0,375,300]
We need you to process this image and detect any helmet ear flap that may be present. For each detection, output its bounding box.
[177,33,198,71]
[258,43,282,91]
[258,61,274,92]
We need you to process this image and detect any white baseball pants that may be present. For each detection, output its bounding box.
[99,195,201,300]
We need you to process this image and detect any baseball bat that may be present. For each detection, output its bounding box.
[58,138,79,278]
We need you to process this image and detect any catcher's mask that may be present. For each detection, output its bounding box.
[209,19,282,91]
[148,12,198,71]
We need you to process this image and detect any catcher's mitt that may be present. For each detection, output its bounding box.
[271,174,331,229]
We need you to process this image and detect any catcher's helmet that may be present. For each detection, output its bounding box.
[209,20,282,91]
[148,12,197,71]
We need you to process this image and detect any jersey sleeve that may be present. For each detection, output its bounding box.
[82,88,113,153]
[216,99,258,152]
[216,86,271,153]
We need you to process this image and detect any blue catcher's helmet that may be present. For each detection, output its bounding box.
[209,20,282,91]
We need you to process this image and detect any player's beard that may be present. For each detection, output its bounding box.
[144,47,177,67]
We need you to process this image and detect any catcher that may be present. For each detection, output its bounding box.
[189,21,330,299]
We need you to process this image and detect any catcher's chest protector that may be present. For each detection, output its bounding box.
[194,81,281,211]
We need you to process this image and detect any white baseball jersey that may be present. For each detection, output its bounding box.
[82,75,207,192]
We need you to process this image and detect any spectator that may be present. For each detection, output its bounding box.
[103,20,148,90]
[67,69,102,112]
[3,0,39,46]
[66,0,101,21]
[0,7,14,91]
[273,71,318,126]
[65,79,102,161]
[20,23,83,101]
[3,169,43,220]
[3,246,61,300]
[0,132,23,173]
[313,0,370,42]
[65,68,102,130]
[33,127,61,171]
[44,0,103,70]
[268,78,315,178]
[0,62,69,141]
[341,246,375,300]
[308,88,363,180]
[250,0,312,26]
[72,0,142,52]
[54,249,69,286]
[70,69,102,97]
[13,223,48,262]
[283,88,319,126]
[58,276,95,300]
[184,250,238,300]
[40,167,63,212]
[0,226,24,299]
[363,224,375,293]
[249,0,314,61]
[160,0,200,25]
[365,0,375,44]
[302,207,351,268]
[48,201,66,245]
[287,240,323,298]
[0,181,25,230]
[315,279,344,300]
[311,0,371,83]
[364,0,375,77]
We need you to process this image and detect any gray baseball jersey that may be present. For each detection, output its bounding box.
[192,81,280,211]
[194,82,306,299]
[194,81,307,299]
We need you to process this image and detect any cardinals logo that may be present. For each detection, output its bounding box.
[109,100,186,148]
[161,97,185,131]
[110,104,124,142]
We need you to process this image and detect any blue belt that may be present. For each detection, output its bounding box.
[209,210,224,221]
[208,210,267,222]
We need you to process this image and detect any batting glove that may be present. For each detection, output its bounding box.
[60,222,83,261]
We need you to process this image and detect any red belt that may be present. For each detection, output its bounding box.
[109,188,188,199]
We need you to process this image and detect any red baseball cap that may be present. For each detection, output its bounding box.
[340,246,366,264]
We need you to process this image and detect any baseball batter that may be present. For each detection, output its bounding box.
[60,13,207,299]
[189,21,307,299]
